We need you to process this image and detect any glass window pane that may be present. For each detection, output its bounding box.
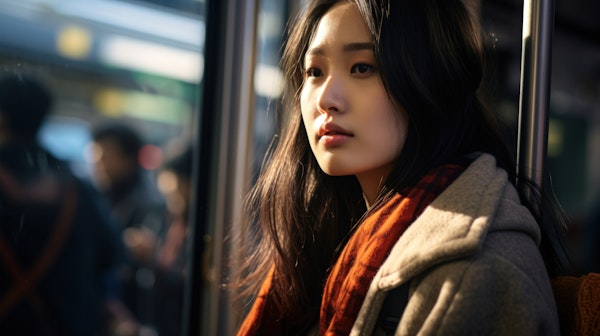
[0,1,206,335]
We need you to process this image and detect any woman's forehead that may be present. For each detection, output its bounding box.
[306,2,371,53]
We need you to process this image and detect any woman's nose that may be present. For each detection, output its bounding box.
[316,74,346,114]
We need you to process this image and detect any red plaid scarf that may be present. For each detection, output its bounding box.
[238,162,466,335]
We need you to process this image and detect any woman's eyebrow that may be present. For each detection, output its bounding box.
[306,42,374,56]
[342,42,373,52]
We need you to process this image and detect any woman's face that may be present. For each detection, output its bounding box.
[300,1,408,202]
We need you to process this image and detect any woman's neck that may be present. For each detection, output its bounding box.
[355,163,394,207]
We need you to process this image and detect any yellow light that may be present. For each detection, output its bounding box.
[94,89,124,117]
[56,25,93,60]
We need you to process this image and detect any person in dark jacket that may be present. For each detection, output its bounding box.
[90,122,167,328]
[0,71,121,335]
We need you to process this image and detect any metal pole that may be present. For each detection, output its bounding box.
[517,0,555,198]
[183,0,258,335]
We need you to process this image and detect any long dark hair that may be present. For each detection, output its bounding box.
[233,0,570,330]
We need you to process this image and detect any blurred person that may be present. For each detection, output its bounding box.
[0,71,121,335]
[155,143,193,276]
[153,143,194,336]
[90,122,168,331]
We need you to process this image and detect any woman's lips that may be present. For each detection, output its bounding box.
[318,123,353,146]
[320,133,352,146]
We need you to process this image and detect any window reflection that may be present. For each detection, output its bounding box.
[0,0,205,335]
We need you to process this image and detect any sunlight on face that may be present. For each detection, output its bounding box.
[300,2,408,203]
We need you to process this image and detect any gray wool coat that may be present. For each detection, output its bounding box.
[348,154,560,335]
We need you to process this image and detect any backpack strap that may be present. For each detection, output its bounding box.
[378,282,410,335]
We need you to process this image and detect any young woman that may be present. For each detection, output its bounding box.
[233,0,569,334]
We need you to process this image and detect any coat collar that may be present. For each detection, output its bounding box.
[375,153,537,289]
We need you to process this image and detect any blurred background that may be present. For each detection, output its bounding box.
[0,0,597,335]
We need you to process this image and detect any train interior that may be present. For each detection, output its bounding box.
[0,0,598,334]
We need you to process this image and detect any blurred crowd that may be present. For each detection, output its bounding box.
[0,71,194,335]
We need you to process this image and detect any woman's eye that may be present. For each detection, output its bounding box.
[305,68,322,78]
[351,63,374,76]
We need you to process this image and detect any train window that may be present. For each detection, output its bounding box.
[0,0,205,335]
